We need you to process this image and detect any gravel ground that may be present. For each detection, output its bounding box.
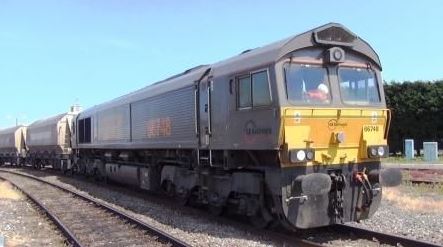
[5,169,275,247]
[4,168,443,247]
[1,172,171,247]
[0,180,66,247]
[350,186,443,246]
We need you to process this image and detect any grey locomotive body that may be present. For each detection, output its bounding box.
[72,23,394,229]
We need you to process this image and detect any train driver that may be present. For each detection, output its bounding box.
[306,82,330,103]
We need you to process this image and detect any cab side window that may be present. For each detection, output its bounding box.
[238,75,252,108]
[237,69,271,109]
[252,71,271,106]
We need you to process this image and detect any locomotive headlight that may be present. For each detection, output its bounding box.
[325,47,345,63]
[290,149,315,163]
[377,146,385,157]
[296,150,306,161]
[306,150,315,161]
[333,49,343,61]
[367,145,388,158]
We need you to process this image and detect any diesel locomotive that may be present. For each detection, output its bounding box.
[0,23,400,229]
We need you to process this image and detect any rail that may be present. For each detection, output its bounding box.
[0,169,191,247]
[0,176,83,247]
[332,224,442,247]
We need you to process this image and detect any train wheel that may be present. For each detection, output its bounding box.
[176,193,189,206]
[93,168,105,182]
[175,187,190,206]
[161,180,175,197]
[248,198,273,229]
[71,164,79,175]
[248,212,271,229]
[266,219,281,229]
[208,204,224,216]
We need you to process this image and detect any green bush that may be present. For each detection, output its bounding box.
[384,81,443,153]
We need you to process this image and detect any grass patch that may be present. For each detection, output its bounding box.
[383,183,443,213]
[400,180,443,196]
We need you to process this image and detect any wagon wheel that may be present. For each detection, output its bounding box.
[35,161,42,170]
[78,160,87,175]
[161,180,175,197]
[70,163,80,175]
[175,187,190,206]
[62,167,69,175]
[93,167,105,182]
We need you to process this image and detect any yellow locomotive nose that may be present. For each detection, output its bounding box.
[283,108,390,166]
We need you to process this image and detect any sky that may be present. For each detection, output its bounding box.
[0,0,442,129]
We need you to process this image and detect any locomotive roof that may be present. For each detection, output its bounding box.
[80,23,381,117]
[212,22,381,74]
[80,64,210,117]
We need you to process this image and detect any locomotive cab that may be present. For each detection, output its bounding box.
[274,24,396,228]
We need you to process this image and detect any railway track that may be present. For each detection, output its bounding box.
[1,167,442,247]
[0,169,191,247]
[259,223,443,247]
[0,167,321,247]
[382,164,443,184]
[330,224,442,247]
[270,224,442,247]
[404,168,443,184]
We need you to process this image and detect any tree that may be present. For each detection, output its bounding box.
[384,80,443,154]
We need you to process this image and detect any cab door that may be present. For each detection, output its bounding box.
[194,75,213,166]
[199,77,212,149]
